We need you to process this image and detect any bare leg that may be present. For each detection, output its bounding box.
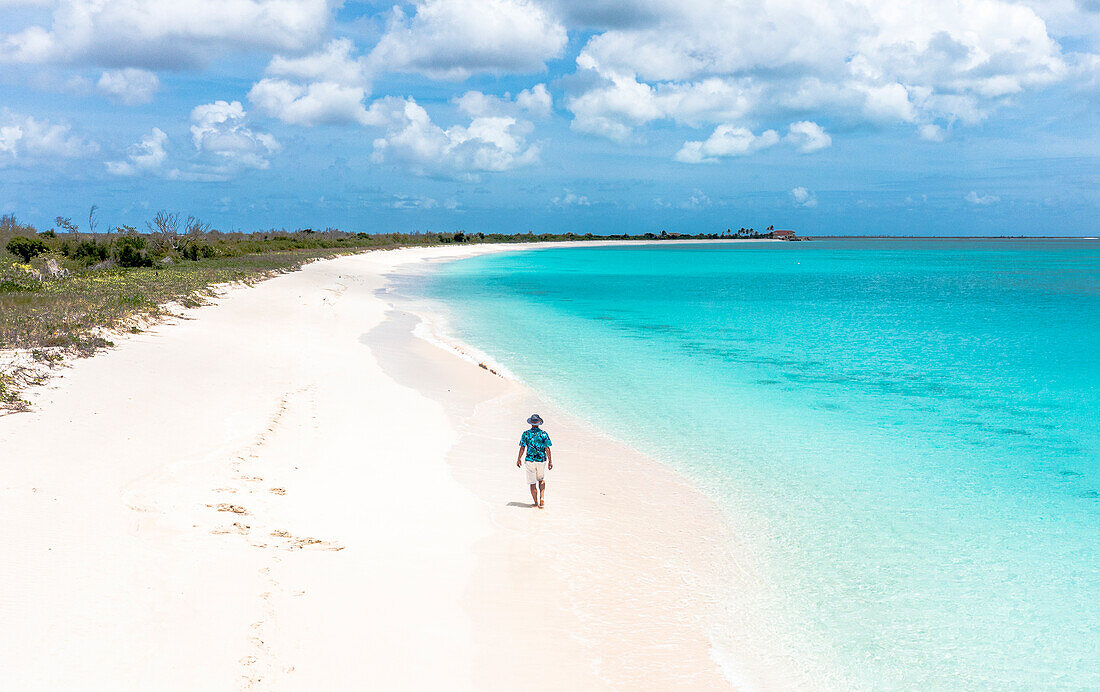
[538,480,545,508]
[529,483,539,507]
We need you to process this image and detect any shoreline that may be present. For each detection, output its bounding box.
[368,252,742,687]
[1,242,762,689]
[372,243,821,689]
[0,238,777,414]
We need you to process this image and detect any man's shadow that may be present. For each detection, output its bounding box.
[506,501,537,508]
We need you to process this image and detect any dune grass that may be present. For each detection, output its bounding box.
[0,247,363,409]
[0,249,349,353]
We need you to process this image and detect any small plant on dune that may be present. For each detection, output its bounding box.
[0,262,43,293]
[114,234,154,268]
[66,238,111,265]
[0,372,29,410]
[179,239,216,261]
[6,236,50,263]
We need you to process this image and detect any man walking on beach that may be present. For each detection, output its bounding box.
[517,414,552,508]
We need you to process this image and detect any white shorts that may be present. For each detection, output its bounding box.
[524,460,547,484]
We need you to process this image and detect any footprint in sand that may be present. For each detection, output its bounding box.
[290,536,344,551]
[268,529,344,551]
[211,522,250,535]
[213,503,249,514]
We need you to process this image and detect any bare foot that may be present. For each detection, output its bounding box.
[538,499,545,508]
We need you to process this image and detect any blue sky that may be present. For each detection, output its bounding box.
[1,0,1098,236]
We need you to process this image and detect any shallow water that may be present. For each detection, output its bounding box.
[405,239,1100,689]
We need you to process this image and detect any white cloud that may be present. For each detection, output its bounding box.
[919,123,947,141]
[190,100,280,169]
[456,83,553,119]
[368,97,540,177]
[566,73,662,141]
[515,84,553,118]
[965,191,1000,204]
[267,38,368,87]
[684,189,711,208]
[1024,0,1100,43]
[248,38,372,126]
[675,125,779,163]
[792,186,818,208]
[106,127,167,175]
[391,194,438,209]
[249,78,371,126]
[107,106,279,180]
[0,0,332,68]
[96,68,159,105]
[566,73,762,141]
[453,92,505,118]
[564,0,1080,140]
[0,127,20,156]
[856,82,917,123]
[101,101,290,181]
[367,0,567,80]
[248,41,552,178]
[0,111,97,164]
[1067,51,1100,89]
[454,83,553,119]
[552,189,591,206]
[785,121,832,153]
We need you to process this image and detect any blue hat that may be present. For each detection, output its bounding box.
[527,414,543,425]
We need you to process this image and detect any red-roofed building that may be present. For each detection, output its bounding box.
[770,229,796,239]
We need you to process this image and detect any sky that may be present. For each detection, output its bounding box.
[1,0,1098,236]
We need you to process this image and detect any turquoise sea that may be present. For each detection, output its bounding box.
[407,239,1099,689]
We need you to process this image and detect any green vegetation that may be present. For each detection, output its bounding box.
[1,243,357,354]
[6,236,50,262]
[1,209,764,357]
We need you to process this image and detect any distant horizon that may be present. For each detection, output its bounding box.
[5,212,1098,241]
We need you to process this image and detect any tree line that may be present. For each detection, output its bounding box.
[3,210,784,273]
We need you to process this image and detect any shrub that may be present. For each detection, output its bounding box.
[6,236,50,262]
[114,235,153,268]
[69,238,111,265]
[180,241,216,261]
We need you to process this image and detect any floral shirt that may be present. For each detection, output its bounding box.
[519,427,552,463]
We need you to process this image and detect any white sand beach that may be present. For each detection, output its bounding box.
[0,245,744,690]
